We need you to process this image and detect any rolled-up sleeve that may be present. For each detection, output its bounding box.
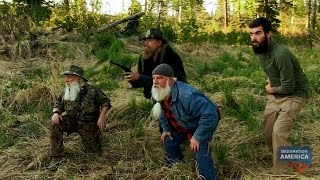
[53,92,64,113]
[95,88,112,109]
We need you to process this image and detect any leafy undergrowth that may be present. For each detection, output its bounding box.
[0,32,319,179]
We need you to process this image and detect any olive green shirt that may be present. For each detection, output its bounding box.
[257,41,309,98]
[53,83,111,121]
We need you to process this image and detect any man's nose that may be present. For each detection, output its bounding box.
[66,78,71,84]
[250,34,256,41]
[153,79,158,84]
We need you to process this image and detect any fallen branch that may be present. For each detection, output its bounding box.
[90,12,145,36]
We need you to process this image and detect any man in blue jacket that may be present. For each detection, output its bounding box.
[151,64,219,180]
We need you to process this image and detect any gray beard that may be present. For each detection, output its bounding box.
[63,81,81,101]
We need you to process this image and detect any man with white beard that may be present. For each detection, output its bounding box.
[48,65,111,170]
[151,64,220,180]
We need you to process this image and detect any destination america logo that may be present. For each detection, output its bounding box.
[278,146,312,172]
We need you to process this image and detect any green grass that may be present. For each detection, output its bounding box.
[0,129,17,148]
[0,35,319,179]
[213,142,230,167]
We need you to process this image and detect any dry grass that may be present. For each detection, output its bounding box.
[0,34,319,180]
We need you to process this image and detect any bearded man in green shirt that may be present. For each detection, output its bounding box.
[248,17,309,173]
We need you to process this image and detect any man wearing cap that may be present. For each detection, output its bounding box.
[151,64,219,180]
[124,28,187,98]
[249,18,309,173]
[49,65,111,168]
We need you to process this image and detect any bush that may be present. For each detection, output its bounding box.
[209,31,225,44]
[91,33,117,53]
[162,21,178,42]
[180,18,199,41]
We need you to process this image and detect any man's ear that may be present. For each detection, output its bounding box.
[157,39,163,47]
[169,77,175,86]
[267,31,272,40]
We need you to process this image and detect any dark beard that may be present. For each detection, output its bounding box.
[142,47,154,60]
[252,35,269,54]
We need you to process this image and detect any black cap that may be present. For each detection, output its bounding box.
[141,28,167,43]
[62,65,88,81]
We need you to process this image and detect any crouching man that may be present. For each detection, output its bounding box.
[49,65,111,167]
[151,64,219,180]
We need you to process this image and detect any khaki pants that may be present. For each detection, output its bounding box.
[263,95,305,173]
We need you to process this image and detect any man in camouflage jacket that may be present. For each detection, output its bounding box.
[50,65,111,159]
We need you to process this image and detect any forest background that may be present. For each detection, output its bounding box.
[0,0,319,179]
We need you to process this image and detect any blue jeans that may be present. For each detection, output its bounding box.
[164,132,216,180]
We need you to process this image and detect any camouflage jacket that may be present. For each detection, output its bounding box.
[53,83,111,122]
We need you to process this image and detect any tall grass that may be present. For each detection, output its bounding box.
[0,33,319,179]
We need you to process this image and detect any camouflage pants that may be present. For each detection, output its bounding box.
[50,116,102,157]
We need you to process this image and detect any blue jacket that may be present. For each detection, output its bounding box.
[159,81,219,142]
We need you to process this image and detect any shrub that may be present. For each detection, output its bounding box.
[209,31,225,44]
[91,33,118,54]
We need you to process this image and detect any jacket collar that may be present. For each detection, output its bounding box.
[170,81,179,103]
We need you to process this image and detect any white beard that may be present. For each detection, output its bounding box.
[63,81,81,101]
[151,81,171,102]
[151,81,171,119]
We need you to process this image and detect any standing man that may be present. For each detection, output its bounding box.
[248,17,309,173]
[151,64,219,180]
[124,28,187,98]
[49,65,111,168]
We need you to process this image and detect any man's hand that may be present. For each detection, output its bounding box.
[97,106,109,130]
[265,79,276,94]
[51,113,62,124]
[161,131,173,143]
[190,137,200,152]
[97,116,106,130]
[123,72,139,82]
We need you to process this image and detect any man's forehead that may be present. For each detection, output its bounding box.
[145,37,160,42]
[249,26,264,33]
[65,74,76,77]
[65,74,79,79]
[153,74,166,78]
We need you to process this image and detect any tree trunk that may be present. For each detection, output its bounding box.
[306,0,312,48]
[265,0,269,19]
[144,0,148,12]
[307,0,311,30]
[224,0,228,30]
[238,0,241,22]
[178,0,182,23]
[156,1,163,29]
[63,0,70,12]
[91,12,145,35]
[310,0,317,32]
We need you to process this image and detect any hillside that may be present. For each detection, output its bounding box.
[0,32,319,179]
